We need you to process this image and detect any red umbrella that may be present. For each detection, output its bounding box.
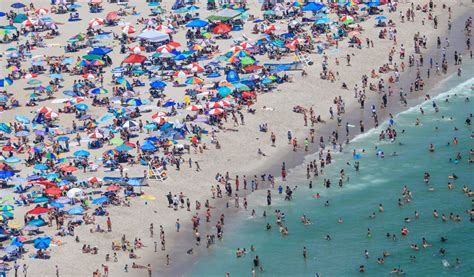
[2,145,15,152]
[44,187,62,196]
[212,23,232,34]
[106,11,118,21]
[242,91,256,98]
[61,165,78,172]
[27,207,51,215]
[107,185,121,192]
[29,180,57,187]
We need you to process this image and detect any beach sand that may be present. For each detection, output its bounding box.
[0,0,472,276]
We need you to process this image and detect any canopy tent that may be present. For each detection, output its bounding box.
[88,47,112,55]
[207,8,242,22]
[138,30,170,43]
[122,54,147,64]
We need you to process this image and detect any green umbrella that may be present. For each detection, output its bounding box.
[14,14,27,24]
[240,57,255,65]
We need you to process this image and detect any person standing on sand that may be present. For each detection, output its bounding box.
[106,217,112,232]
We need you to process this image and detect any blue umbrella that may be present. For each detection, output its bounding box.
[0,123,11,134]
[74,150,90,157]
[33,164,48,171]
[92,197,109,205]
[217,86,232,97]
[57,136,70,142]
[32,197,49,203]
[33,237,51,250]
[68,206,85,215]
[50,202,64,208]
[162,101,176,107]
[0,12,6,18]
[186,19,209,28]
[0,171,14,179]
[11,3,26,9]
[75,103,89,111]
[150,80,167,89]
[46,173,59,180]
[100,115,113,122]
[375,15,387,21]
[63,90,78,97]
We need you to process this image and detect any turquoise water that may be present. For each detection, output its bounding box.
[190,65,474,276]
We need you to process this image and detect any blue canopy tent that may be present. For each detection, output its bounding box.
[88,47,112,55]
[302,2,325,12]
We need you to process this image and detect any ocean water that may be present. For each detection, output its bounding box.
[190,63,474,276]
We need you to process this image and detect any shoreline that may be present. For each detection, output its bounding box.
[157,8,473,277]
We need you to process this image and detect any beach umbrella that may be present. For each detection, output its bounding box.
[45,187,62,196]
[122,120,138,129]
[35,8,49,15]
[122,25,136,34]
[209,108,224,115]
[11,3,26,9]
[66,188,82,199]
[186,105,203,111]
[0,171,14,179]
[185,77,203,85]
[110,137,124,145]
[0,123,12,134]
[375,15,387,21]
[74,103,89,111]
[89,18,104,27]
[0,78,13,88]
[88,177,103,183]
[45,111,59,119]
[61,166,78,172]
[150,80,167,89]
[187,63,204,73]
[0,205,14,212]
[106,11,118,21]
[33,237,51,249]
[207,72,221,78]
[341,15,354,24]
[126,98,143,106]
[27,79,42,86]
[213,23,232,34]
[88,131,103,139]
[162,101,176,108]
[186,19,209,28]
[92,197,109,205]
[217,86,232,97]
[90,87,108,95]
[33,164,48,171]
[27,207,50,215]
